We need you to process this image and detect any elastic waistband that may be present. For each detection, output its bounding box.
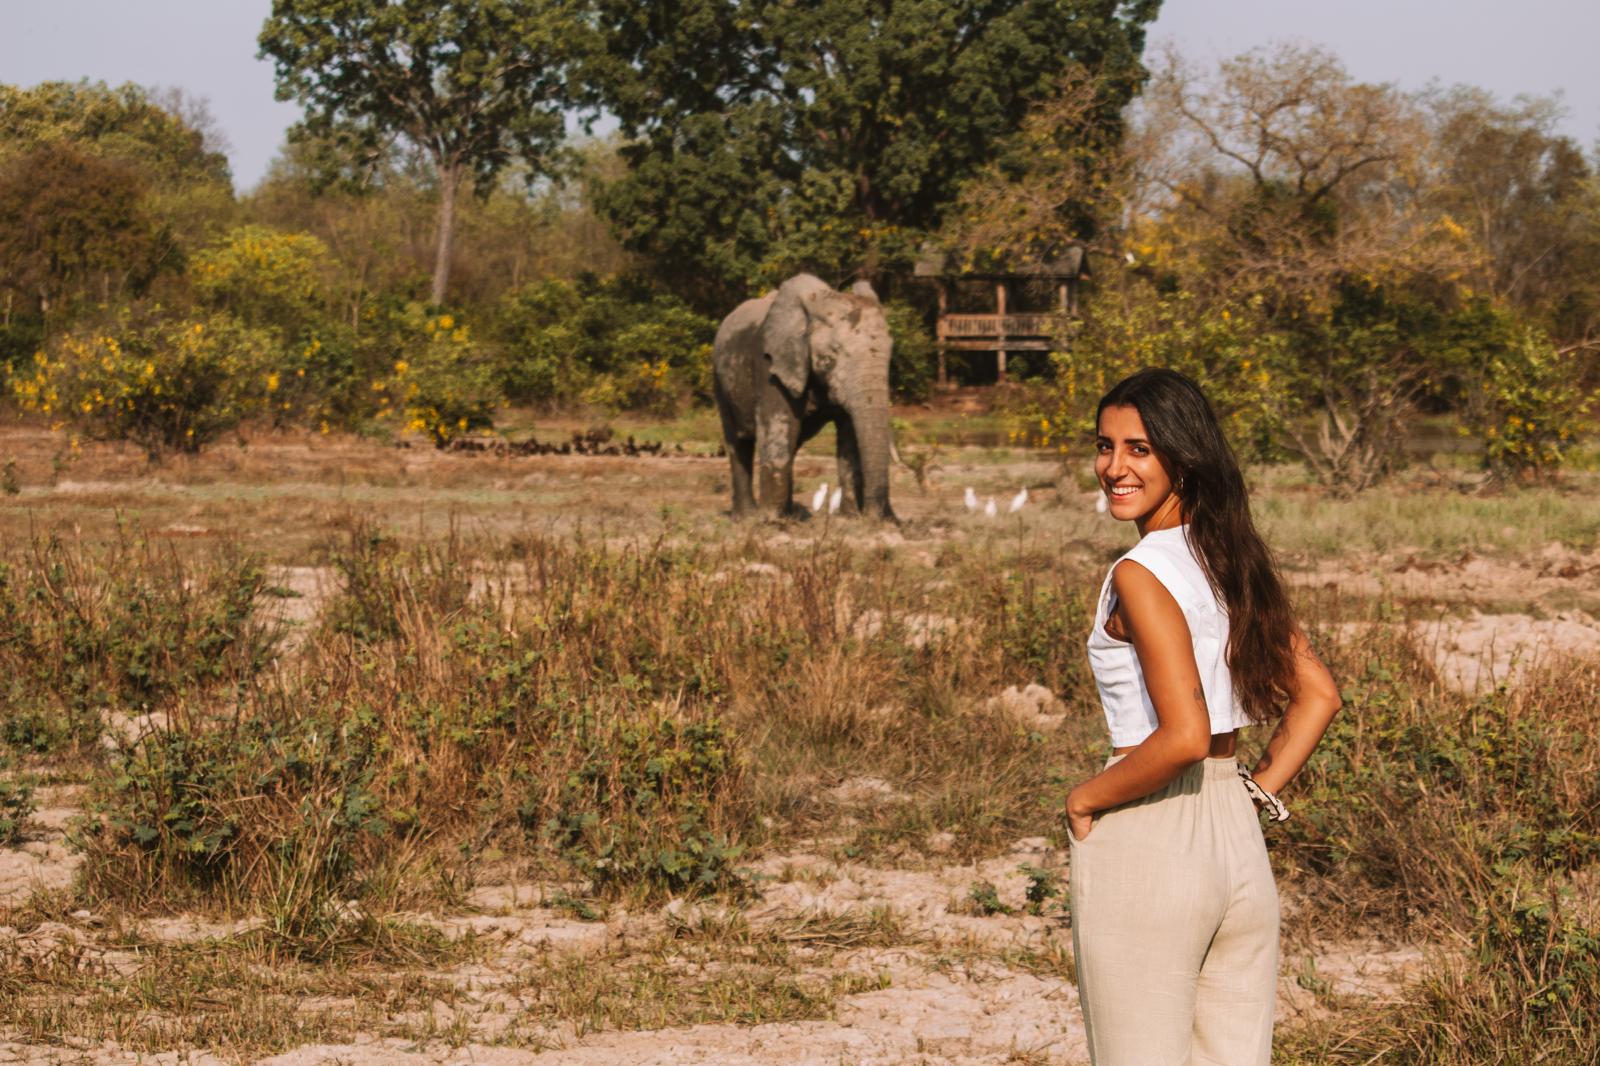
[1105,753,1240,781]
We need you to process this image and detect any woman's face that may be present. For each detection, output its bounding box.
[1095,404,1179,530]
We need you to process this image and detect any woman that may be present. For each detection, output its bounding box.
[1066,368,1342,1065]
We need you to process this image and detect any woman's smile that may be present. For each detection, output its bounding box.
[1095,404,1180,532]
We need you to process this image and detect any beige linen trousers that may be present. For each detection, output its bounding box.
[1069,755,1279,1065]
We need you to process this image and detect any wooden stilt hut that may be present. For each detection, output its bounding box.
[913,244,1091,385]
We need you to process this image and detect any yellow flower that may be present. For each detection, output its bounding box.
[266,372,280,392]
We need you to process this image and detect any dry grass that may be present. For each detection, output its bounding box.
[0,414,1596,1062]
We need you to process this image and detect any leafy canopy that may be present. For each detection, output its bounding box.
[0,80,231,189]
[587,0,1161,305]
[258,0,579,194]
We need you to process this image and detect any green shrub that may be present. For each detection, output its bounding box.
[1278,630,1599,925]
[525,705,749,896]
[965,880,1011,916]
[494,275,715,411]
[191,225,332,334]
[1456,323,1592,482]
[884,299,937,403]
[1036,285,1291,462]
[0,768,35,844]
[1280,873,1600,1064]
[80,707,392,935]
[0,539,277,731]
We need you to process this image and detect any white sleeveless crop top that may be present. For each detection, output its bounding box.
[1086,525,1250,746]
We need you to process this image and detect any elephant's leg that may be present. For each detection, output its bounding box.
[716,395,757,517]
[834,414,863,516]
[727,437,757,516]
[755,381,803,518]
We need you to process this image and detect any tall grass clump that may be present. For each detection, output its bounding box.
[0,534,278,756]
[1276,614,1599,933]
[1274,607,1600,1063]
[76,528,763,929]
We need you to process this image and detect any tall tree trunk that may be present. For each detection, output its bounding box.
[431,161,462,305]
[856,171,883,285]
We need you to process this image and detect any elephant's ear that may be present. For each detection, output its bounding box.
[761,280,812,397]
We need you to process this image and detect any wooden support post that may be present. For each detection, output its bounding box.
[935,282,948,387]
[995,280,1008,383]
[1058,282,1069,314]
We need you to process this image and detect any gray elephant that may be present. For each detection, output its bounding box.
[713,273,896,520]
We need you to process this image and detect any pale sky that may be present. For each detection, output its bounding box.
[2,0,1596,192]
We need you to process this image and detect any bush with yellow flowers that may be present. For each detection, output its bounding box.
[374,306,499,447]
[191,226,332,332]
[9,311,275,457]
[188,226,353,427]
[580,352,699,416]
[1461,329,1592,483]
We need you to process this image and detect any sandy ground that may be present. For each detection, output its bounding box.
[0,767,1424,1066]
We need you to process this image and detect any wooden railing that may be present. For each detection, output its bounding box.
[939,313,1054,339]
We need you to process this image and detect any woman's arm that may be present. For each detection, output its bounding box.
[1247,629,1341,795]
[1066,560,1213,840]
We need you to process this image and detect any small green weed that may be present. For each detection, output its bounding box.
[0,769,35,844]
[965,880,1011,916]
[1021,864,1061,915]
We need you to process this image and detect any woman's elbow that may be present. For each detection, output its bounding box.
[1313,676,1343,721]
[1321,690,1343,724]
[1167,726,1213,765]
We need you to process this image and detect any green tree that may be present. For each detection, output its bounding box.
[587,0,1160,307]
[0,80,233,306]
[0,142,174,330]
[258,0,584,304]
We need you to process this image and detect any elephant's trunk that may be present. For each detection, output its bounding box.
[847,389,897,521]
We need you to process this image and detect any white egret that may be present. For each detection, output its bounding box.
[828,486,843,513]
[984,497,997,518]
[963,486,978,511]
[1008,487,1028,513]
[812,482,829,512]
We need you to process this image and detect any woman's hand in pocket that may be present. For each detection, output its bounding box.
[1066,786,1095,843]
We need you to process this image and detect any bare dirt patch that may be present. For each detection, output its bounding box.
[0,786,83,907]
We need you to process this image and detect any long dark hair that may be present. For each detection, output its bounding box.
[1097,368,1297,724]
